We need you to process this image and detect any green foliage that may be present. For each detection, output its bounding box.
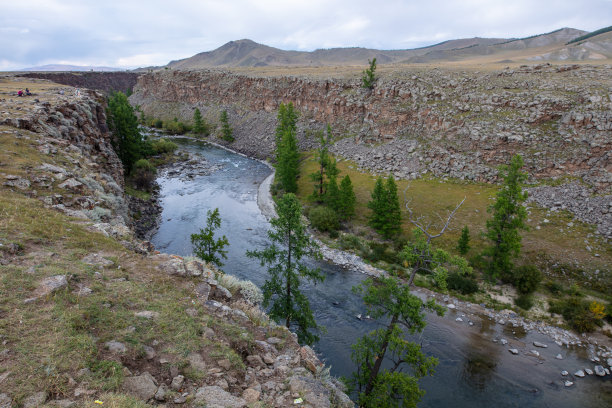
[276,128,300,194]
[309,125,338,201]
[368,176,401,239]
[567,25,612,44]
[308,206,339,233]
[89,360,124,391]
[246,193,324,345]
[131,159,156,191]
[515,293,534,310]
[219,110,234,142]
[362,58,377,89]
[192,108,209,135]
[364,241,400,265]
[485,154,528,279]
[549,297,605,332]
[191,208,229,267]
[402,228,472,287]
[107,91,146,172]
[150,138,178,155]
[163,118,191,135]
[338,175,356,221]
[513,265,542,294]
[447,272,479,294]
[325,175,341,212]
[275,102,298,157]
[350,275,444,407]
[274,103,300,193]
[457,226,470,255]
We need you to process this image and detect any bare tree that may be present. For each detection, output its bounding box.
[402,185,466,287]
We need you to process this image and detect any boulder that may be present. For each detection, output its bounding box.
[171,375,185,391]
[300,345,323,373]
[594,365,606,376]
[123,372,157,401]
[194,386,246,408]
[23,392,46,408]
[24,275,68,303]
[242,388,261,404]
[533,341,548,348]
[289,376,331,408]
[104,340,127,354]
[508,349,519,355]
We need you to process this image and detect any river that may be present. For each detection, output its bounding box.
[151,138,611,407]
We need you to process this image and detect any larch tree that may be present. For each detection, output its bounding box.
[338,175,356,221]
[485,154,528,280]
[350,275,444,407]
[246,193,324,345]
[191,208,229,268]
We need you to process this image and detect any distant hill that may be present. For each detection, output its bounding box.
[20,64,123,72]
[165,27,611,69]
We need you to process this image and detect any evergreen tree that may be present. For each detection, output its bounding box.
[338,175,356,221]
[107,91,145,172]
[368,177,387,233]
[246,194,324,345]
[219,110,234,142]
[368,176,402,239]
[276,128,300,193]
[325,175,341,213]
[193,108,207,135]
[457,226,470,255]
[362,58,377,89]
[350,275,444,407]
[384,176,402,238]
[275,102,298,160]
[309,124,335,201]
[191,208,229,267]
[485,154,528,280]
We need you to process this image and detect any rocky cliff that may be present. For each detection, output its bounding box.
[20,71,140,94]
[130,64,612,193]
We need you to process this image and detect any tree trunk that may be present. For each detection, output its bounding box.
[285,236,292,329]
[364,314,398,396]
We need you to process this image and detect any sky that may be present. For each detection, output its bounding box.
[1,0,611,70]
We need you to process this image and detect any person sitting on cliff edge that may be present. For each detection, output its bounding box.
[17,90,23,97]
[25,88,31,96]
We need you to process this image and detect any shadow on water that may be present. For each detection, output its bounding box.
[151,138,612,408]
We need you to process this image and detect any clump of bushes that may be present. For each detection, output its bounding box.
[308,206,339,233]
[447,272,479,294]
[549,297,607,332]
[132,159,156,191]
[164,118,191,135]
[515,293,534,310]
[513,265,542,294]
[150,138,178,155]
[363,241,400,265]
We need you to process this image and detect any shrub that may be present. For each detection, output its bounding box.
[151,138,178,155]
[366,241,400,264]
[549,297,604,333]
[515,293,534,310]
[447,272,479,294]
[513,265,542,294]
[544,280,562,295]
[218,274,264,305]
[338,234,364,252]
[132,159,156,191]
[308,206,339,232]
[433,267,448,291]
[164,119,191,135]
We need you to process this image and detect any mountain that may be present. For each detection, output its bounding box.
[165,27,608,69]
[20,64,123,72]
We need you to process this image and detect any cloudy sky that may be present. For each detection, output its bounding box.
[1,0,611,70]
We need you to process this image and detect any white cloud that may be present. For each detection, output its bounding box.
[1,0,610,69]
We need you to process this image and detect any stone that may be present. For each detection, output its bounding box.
[194,386,247,408]
[447,303,456,309]
[22,392,46,408]
[509,349,519,355]
[533,341,548,348]
[289,376,331,408]
[242,388,261,403]
[159,257,186,276]
[500,339,508,345]
[218,359,232,370]
[195,282,211,300]
[214,285,232,301]
[82,253,114,267]
[24,274,68,303]
[135,310,160,319]
[455,317,463,322]
[555,354,563,360]
[574,370,585,377]
[529,350,540,357]
[184,259,204,276]
[123,372,158,401]
[188,352,207,372]
[300,345,322,373]
[594,365,606,376]
[58,178,83,191]
[46,400,76,407]
[0,394,12,408]
[155,384,168,401]
[143,345,156,360]
[584,368,593,375]
[561,371,568,376]
[247,355,265,368]
[171,375,185,391]
[564,381,573,387]
[104,340,127,354]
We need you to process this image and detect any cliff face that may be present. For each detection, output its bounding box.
[21,71,140,94]
[130,65,612,192]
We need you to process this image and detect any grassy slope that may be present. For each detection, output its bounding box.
[296,152,611,303]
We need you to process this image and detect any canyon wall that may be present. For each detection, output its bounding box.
[21,71,140,94]
[130,65,612,193]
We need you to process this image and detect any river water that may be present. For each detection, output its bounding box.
[151,138,611,407]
